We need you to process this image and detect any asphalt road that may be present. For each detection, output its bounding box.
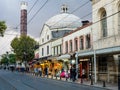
[0,70,107,90]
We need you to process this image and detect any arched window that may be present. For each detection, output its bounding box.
[74,38,78,51]
[65,41,68,53]
[69,40,73,52]
[101,11,107,37]
[79,36,84,50]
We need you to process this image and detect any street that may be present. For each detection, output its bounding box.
[0,70,107,90]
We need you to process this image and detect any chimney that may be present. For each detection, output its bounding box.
[82,20,89,26]
[20,1,28,36]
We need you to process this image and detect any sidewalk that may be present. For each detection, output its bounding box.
[27,73,118,90]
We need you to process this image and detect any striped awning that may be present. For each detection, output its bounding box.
[57,54,71,60]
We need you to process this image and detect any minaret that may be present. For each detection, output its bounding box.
[20,1,27,36]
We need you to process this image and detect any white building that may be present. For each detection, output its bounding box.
[38,5,81,73]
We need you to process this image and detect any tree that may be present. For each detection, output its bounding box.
[9,54,16,64]
[1,54,8,65]
[11,35,37,62]
[0,53,16,65]
[0,21,7,37]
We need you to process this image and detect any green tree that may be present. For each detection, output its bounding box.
[9,54,16,64]
[0,21,7,37]
[1,54,8,65]
[11,35,37,62]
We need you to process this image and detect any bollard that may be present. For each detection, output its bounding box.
[66,77,68,81]
[51,75,53,79]
[103,81,106,87]
[60,77,61,80]
[56,76,57,79]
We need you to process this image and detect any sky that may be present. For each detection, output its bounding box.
[0,0,92,55]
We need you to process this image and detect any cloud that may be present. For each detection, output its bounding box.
[0,28,19,55]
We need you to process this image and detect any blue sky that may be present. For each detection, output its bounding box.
[0,0,92,55]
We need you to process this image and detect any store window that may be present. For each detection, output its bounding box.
[101,11,107,37]
[74,38,78,51]
[80,36,84,50]
[69,40,72,52]
[86,34,91,49]
[98,57,107,73]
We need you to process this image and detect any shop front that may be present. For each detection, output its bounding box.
[57,54,71,72]
[76,46,120,84]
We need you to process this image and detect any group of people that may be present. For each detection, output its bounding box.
[34,66,49,77]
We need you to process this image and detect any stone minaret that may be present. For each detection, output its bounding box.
[20,1,27,36]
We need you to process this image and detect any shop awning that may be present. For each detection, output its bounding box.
[77,46,120,57]
[57,54,71,60]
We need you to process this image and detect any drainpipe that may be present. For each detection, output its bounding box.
[94,50,97,83]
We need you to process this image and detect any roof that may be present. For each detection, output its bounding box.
[52,30,72,38]
[45,13,81,29]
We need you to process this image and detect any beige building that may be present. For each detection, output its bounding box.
[91,0,120,83]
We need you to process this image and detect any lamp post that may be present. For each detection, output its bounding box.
[6,51,9,66]
[23,51,27,68]
[75,52,78,80]
[89,57,93,85]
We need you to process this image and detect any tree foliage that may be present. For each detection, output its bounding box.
[1,53,16,65]
[0,21,7,37]
[11,35,37,62]
[1,54,8,65]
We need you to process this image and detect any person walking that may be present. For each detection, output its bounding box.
[72,65,76,82]
[38,67,42,77]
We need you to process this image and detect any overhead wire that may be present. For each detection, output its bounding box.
[66,0,115,28]
[0,0,42,54]
[0,0,117,55]
[49,0,90,29]
[27,0,49,25]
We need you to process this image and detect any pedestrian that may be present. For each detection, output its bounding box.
[38,67,42,77]
[72,65,76,82]
[70,67,73,80]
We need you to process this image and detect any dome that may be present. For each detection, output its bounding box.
[45,13,81,29]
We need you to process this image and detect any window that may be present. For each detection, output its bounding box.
[101,11,107,37]
[53,47,55,55]
[69,40,72,52]
[47,35,49,40]
[60,45,62,54]
[42,48,44,56]
[86,34,91,49]
[98,57,107,72]
[74,38,78,51]
[65,41,68,53]
[42,38,44,43]
[57,46,58,55]
[80,36,84,50]
[47,46,49,55]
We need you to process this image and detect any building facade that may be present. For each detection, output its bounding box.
[92,0,120,83]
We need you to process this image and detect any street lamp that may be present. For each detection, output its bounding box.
[75,52,78,80]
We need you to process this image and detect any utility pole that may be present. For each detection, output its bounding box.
[118,56,120,90]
